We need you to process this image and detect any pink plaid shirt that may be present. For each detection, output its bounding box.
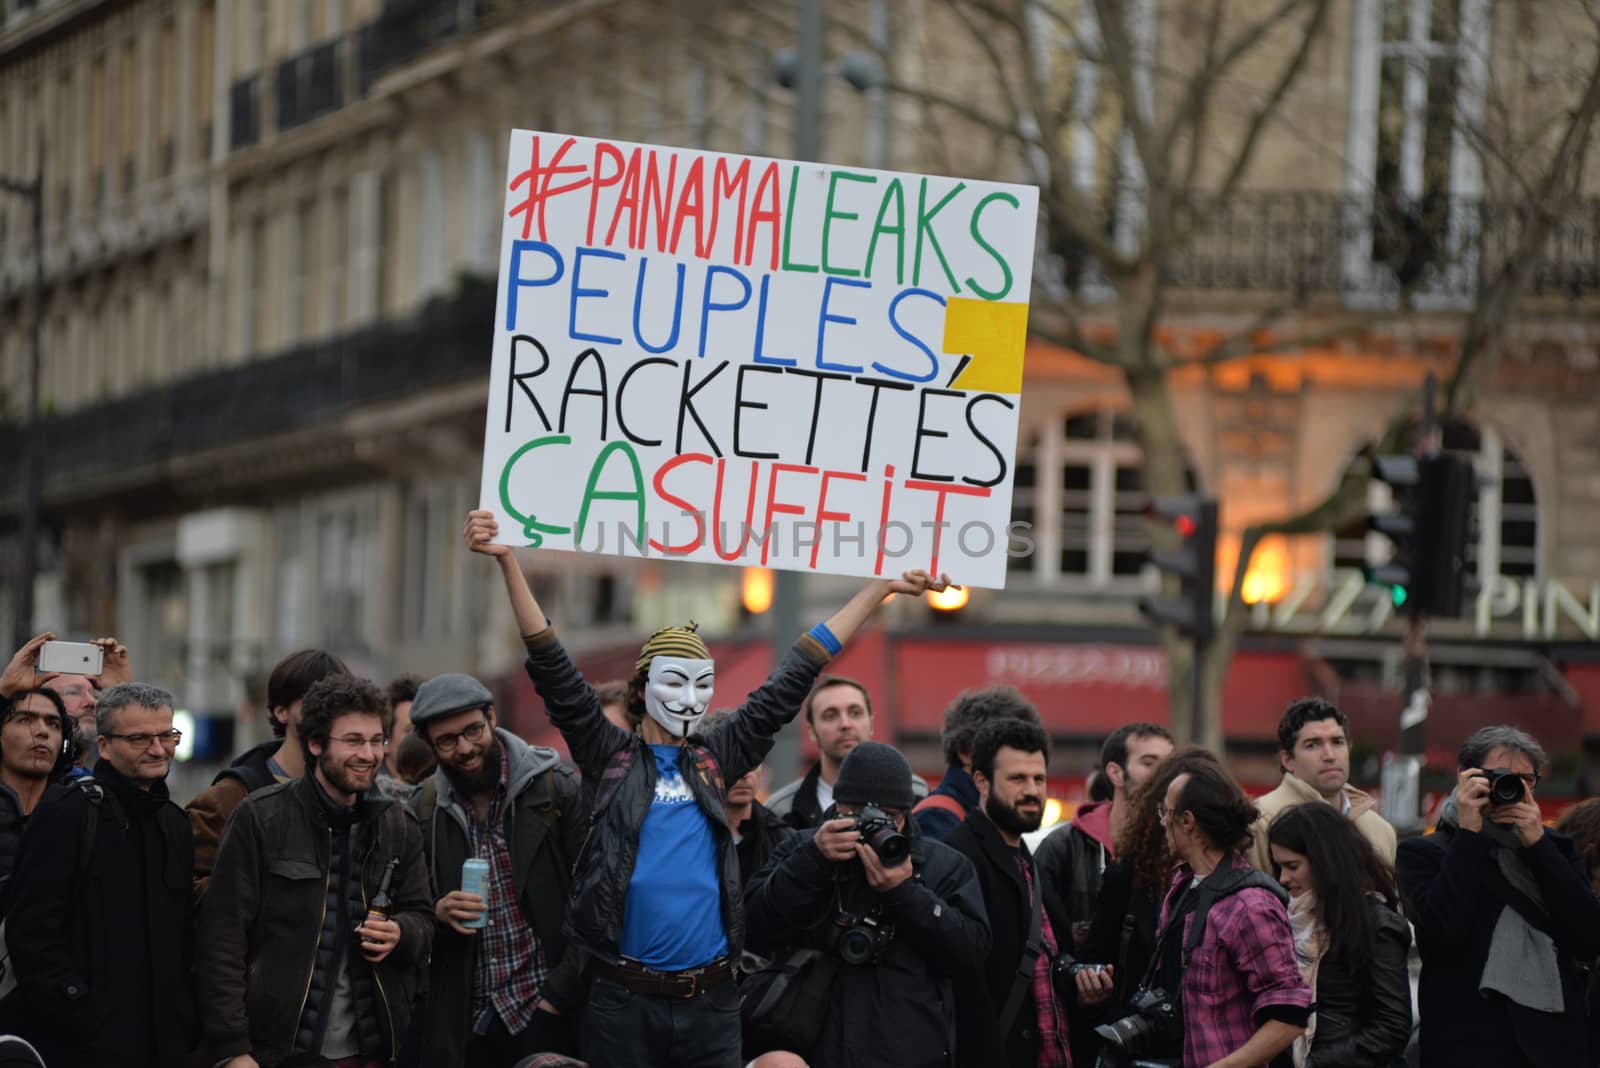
[1157,855,1312,1068]
[1019,857,1073,1067]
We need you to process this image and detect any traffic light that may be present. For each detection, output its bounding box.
[1366,453,1475,616]
[1139,496,1219,644]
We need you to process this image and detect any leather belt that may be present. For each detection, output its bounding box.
[592,956,737,998]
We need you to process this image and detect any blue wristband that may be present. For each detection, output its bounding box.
[807,622,842,655]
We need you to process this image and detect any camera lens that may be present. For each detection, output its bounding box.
[1489,771,1525,805]
[862,823,910,866]
[1095,1013,1154,1053]
[838,927,874,965]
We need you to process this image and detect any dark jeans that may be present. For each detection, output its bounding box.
[464,1008,577,1068]
[580,975,741,1068]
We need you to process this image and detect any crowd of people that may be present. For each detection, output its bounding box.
[0,508,1597,1068]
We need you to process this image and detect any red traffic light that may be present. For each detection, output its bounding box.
[1173,514,1198,538]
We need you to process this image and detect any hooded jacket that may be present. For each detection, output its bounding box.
[522,625,832,968]
[745,821,991,1067]
[1247,773,1396,874]
[1033,800,1114,953]
[410,728,585,1068]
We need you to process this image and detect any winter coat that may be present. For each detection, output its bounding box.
[0,780,66,893]
[1033,800,1114,953]
[734,800,800,890]
[185,739,282,902]
[1305,899,1412,1068]
[1248,773,1396,873]
[914,764,980,841]
[744,826,992,1068]
[196,775,434,1068]
[1398,822,1600,1067]
[946,810,1053,1068]
[410,729,585,1068]
[5,762,196,1068]
[522,625,832,967]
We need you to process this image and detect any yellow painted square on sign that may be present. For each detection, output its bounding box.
[942,297,1028,393]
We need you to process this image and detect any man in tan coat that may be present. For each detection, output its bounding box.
[1249,697,1396,873]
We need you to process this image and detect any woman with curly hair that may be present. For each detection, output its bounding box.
[1069,747,1222,1060]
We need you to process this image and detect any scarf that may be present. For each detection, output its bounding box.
[1287,890,1326,1068]
[1437,793,1565,1014]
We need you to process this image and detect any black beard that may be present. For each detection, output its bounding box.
[441,737,502,796]
[986,792,1042,836]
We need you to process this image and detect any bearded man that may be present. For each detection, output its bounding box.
[406,673,585,1067]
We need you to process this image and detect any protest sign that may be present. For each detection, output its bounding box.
[479,130,1039,588]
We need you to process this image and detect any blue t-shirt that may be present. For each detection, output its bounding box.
[619,744,730,969]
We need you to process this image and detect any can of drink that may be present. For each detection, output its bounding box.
[460,857,490,930]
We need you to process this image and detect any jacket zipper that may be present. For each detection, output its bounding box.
[363,830,399,1056]
[290,826,333,1051]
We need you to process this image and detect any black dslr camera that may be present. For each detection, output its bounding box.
[1094,986,1182,1061]
[828,908,895,965]
[854,803,910,865]
[1485,767,1529,806]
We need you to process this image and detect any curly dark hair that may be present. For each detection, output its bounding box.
[1276,697,1348,756]
[939,685,1040,767]
[1556,798,1600,885]
[971,717,1050,780]
[1268,802,1397,972]
[297,675,391,767]
[385,673,423,711]
[1120,746,1220,895]
[595,678,642,729]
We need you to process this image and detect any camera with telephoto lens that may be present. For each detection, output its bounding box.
[829,908,895,965]
[1485,767,1529,806]
[1094,986,1182,1058]
[853,803,910,865]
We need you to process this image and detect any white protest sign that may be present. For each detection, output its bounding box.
[479,130,1039,587]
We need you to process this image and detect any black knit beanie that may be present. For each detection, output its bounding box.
[833,741,916,809]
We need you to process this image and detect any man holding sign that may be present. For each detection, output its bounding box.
[465,509,950,1067]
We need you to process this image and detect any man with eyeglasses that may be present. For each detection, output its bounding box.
[405,672,584,1067]
[198,674,433,1068]
[1399,724,1600,1068]
[4,682,197,1067]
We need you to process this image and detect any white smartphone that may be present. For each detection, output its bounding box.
[36,640,105,677]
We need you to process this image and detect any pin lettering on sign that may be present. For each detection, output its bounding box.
[479,131,1040,587]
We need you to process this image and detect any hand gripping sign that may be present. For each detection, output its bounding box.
[479,130,1039,588]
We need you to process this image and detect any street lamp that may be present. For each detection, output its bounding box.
[0,138,44,651]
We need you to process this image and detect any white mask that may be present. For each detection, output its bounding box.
[644,656,716,738]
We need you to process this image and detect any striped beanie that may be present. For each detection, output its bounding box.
[634,622,712,673]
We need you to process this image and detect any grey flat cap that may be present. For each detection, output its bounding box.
[409,673,494,727]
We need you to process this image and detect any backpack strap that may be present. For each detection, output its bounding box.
[416,777,439,863]
[1181,857,1289,966]
[913,792,966,822]
[71,777,105,877]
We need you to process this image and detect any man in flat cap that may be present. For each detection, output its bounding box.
[406,671,585,1067]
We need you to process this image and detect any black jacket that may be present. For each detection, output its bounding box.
[0,779,66,894]
[915,764,980,841]
[1032,808,1112,953]
[1075,857,1160,1063]
[945,811,1051,1068]
[410,729,585,1068]
[523,626,832,966]
[1306,899,1412,1068]
[5,762,196,1068]
[745,827,992,1068]
[197,775,434,1067]
[1398,823,1600,1067]
[734,800,797,888]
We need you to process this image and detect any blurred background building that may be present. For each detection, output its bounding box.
[1,0,1597,799]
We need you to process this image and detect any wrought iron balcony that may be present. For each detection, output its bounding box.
[0,278,496,505]
[1052,191,1600,302]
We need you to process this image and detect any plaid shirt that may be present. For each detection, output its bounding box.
[458,744,549,1036]
[1157,855,1312,1068]
[1019,856,1073,1067]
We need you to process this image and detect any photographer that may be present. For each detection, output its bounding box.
[1397,725,1600,1068]
[1094,752,1309,1068]
[744,741,991,1068]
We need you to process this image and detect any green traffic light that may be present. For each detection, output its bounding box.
[1391,585,1408,607]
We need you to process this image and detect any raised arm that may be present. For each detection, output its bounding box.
[464,510,548,636]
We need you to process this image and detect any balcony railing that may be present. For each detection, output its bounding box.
[1055,191,1600,302]
[276,40,344,132]
[0,279,495,503]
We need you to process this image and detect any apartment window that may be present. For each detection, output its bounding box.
[465,132,494,270]
[1331,419,1539,583]
[401,483,470,639]
[289,197,317,341]
[120,39,138,194]
[88,58,107,206]
[417,151,444,298]
[243,215,267,354]
[197,1,217,162]
[317,508,371,650]
[326,184,348,332]
[1010,408,1195,588]
[137,559,188,691]
[375,170,398,316]
[157,20,176,177]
